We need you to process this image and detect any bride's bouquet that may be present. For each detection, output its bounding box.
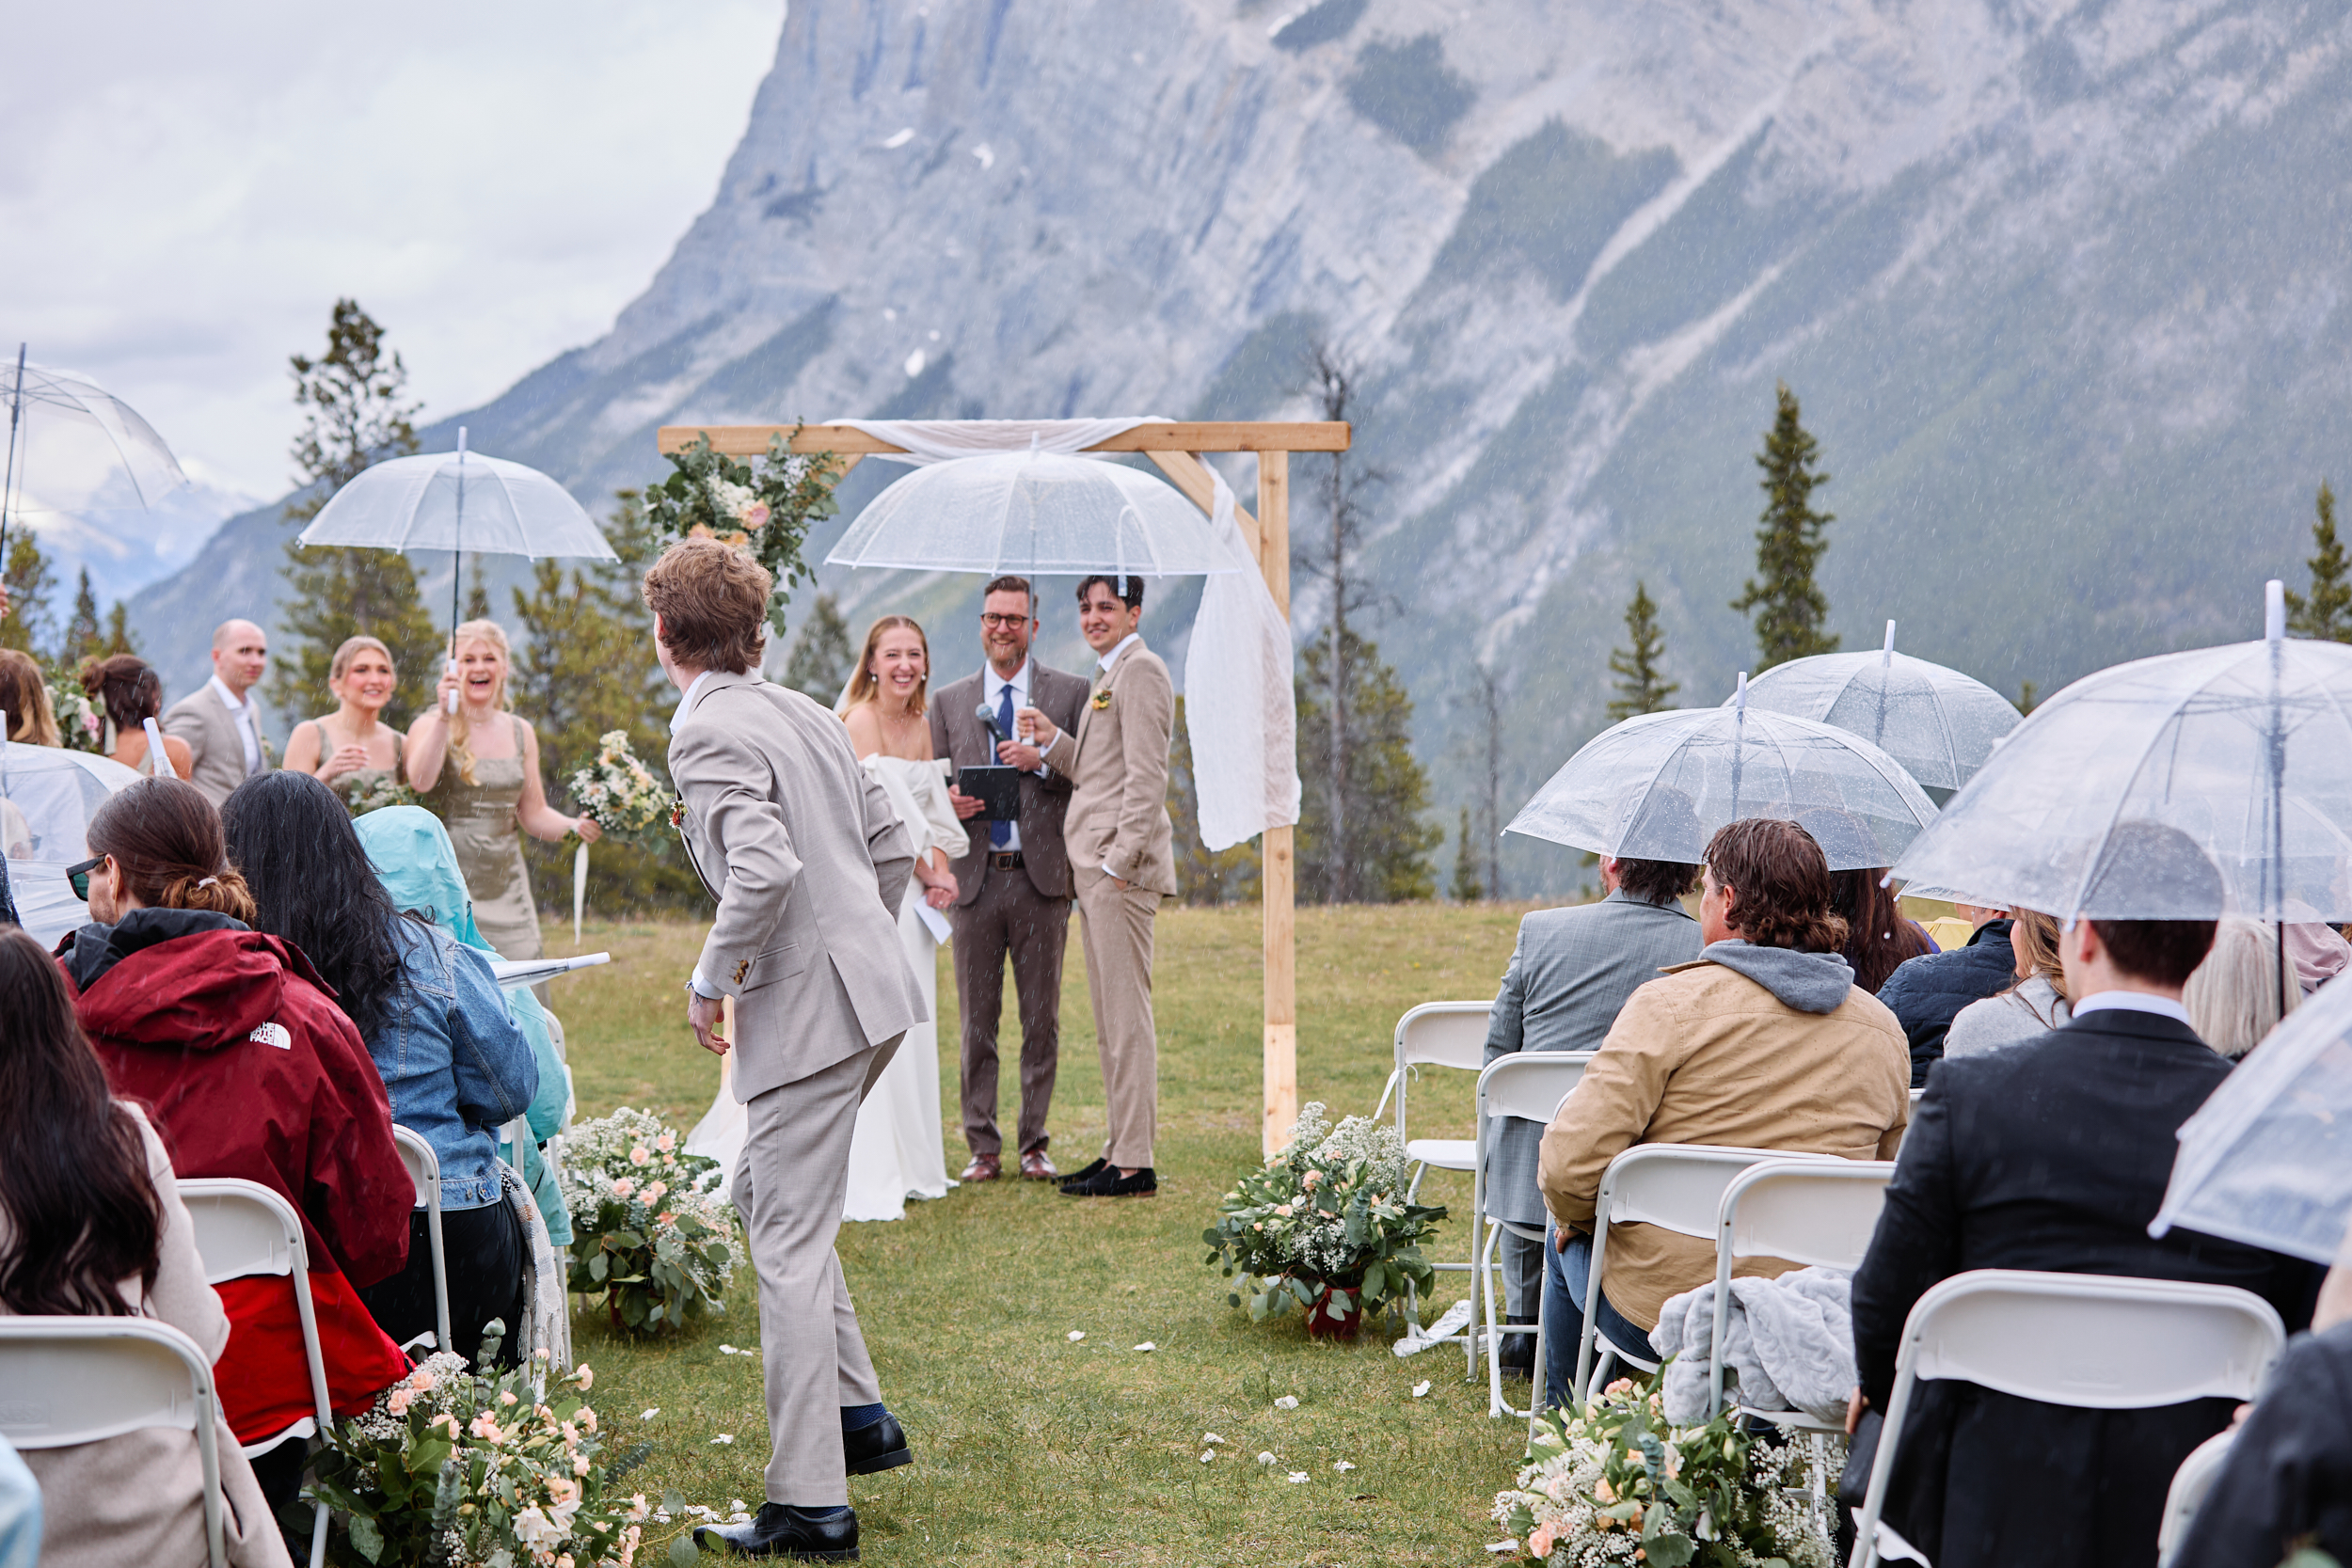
[567,731,668,846]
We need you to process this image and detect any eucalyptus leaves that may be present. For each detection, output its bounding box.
[643,429,839,633]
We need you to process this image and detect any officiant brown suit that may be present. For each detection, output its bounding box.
[931,652,1089,1171]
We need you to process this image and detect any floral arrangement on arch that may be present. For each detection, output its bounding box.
[1202,1101,1446,1338]
[302,1328,652,1568]
[643,427,839,633]
[1491,1371,1833,1568]
[47,673,103,754]
[566,732,668,847]
[561,1107,738,1335]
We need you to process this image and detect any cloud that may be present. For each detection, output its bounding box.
[0,0,781,499]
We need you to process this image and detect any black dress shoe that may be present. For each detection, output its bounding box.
[694,1502,859,1560]
[1057,1157,1108,1192]
[843,1411,912,1476]
[1059,1164,1157,1198]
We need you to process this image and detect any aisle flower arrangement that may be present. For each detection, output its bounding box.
[643,427,838,631]
[1203,1102,1445,1338]
[1492,1374,1833,1568]
[566,732,668,845]
[562,1107,737,1335]
[304,1330,650,1568]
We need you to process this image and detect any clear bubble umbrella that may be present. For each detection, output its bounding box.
[1734,621,2022,790]
[1505,675,1939,870]
[1,346,191,565]
[1889,583,2352,924]
[1,739,143,946]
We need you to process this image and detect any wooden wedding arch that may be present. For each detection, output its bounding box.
[657,420,1352,1155]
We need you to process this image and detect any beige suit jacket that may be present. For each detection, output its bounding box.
[1039,637,1177,897]
[669,670,925,1101]
[161,683,271,805]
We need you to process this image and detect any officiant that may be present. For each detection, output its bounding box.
[930,575,1090,1184]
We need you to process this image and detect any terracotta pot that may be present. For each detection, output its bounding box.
[1306,1283,1362,1341]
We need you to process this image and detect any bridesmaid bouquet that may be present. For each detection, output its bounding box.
[568,731,668,845]
[48,673,103,754]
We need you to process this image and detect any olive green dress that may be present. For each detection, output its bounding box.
[308,720,405,814]
[422,714,544,962]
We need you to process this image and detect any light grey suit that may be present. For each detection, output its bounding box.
[1483,889,1702,1315]
[669,668,925,1506]
[160,682,271,806]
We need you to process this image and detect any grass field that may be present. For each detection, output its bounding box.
[545,901,1545,1566]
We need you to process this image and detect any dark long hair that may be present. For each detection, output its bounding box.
[81,653,163,732]
[0,927,163,1316]
[1829,867,1934,992]
[220,770,409,1040]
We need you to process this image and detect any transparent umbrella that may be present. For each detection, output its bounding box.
[826,448,1246,576]
[1735,622,2022,790]
[1505,676,1939,870]
[1,739,143,946]
[1,347,191,562]
[1889,583,2352,923]
[2150,968,2352,1265]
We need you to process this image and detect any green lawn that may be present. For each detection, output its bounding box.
[548,901,1542,1566]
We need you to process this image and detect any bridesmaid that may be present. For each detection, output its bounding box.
[281,635,407,808]
[81,655,193,778]
[402,620,598,963]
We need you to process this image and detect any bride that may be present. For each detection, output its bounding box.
[685,615,964,1222]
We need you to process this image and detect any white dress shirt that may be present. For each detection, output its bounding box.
[2068,990,2193,1027]
[981,658,1037,852]
[669,670,715,732]
[207,675,263,775]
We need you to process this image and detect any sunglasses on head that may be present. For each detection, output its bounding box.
[66,856,103,902]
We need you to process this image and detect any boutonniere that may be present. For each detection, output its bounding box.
[670,794,687,830]
[1090,689,1113,711]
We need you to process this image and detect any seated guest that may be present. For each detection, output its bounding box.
[1482,850,1703,1385]
[2185,917,2298,1059]
[1537,817,1909,1393]
[1875,896,2015,1085]
[1848,822,2325,1568]
[81,654,193,779]
[57,778,412,1520]
[1827,865,1934,994]
[223,771,538,1368]
[0,649,60,746]
[1944,908,2073,1056]
[0,926,293,1568]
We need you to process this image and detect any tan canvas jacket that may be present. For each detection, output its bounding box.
[1038,636,1177,896]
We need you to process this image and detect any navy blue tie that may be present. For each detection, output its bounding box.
[990,682,1016,847]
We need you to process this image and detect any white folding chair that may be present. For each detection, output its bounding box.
[1851,1270,2287,1568]
[1472,1052,1593,1419]
[2157,1430,2235,1566]
[1909,1087,1925,1106]
[180,1180,332,1568]
[1573,1145,1829,1406]
[1370,1001,1492,1365]
[0,1316,228,1568]
[391,1127,453,1355]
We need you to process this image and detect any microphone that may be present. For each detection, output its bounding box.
[977,702,1007,747]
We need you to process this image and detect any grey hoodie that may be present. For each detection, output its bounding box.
[1699,939,1855,1014]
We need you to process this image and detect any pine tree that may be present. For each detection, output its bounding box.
[783,594,853,698]
[0,533,56,658]
[2016,680,2039,717]
[271,300,440,724]
[1296,627,1440,903]
[99,602,136,657]
[1606,580,1680,721]
[1451,806,1484,903]
[60,569,103,669]
[1732,383,1839,671]
[1168,694,1263,905]
[2284,481,2349,641]
[465,560,491,623]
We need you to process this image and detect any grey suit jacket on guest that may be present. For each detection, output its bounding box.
[1482,890,1704,1227]
[669,670,925,1103]
[928,662,1089,902]
[161,684,271,806]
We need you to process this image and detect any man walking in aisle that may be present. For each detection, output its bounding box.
[930,575,1090,1183]
[1024,574,1175,1199]
[649,537,928,1561]
[163,618,272,803]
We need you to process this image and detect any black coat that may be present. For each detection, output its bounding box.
[1850,1007,2323,1568]
[1876,919,2016,1086]
[2169,1321,2352,1568]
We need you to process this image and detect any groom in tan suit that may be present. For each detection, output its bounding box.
[1025,573,1176,1199]
[647,538,926,1562]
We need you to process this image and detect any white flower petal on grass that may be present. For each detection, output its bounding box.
[1256,1451,1277,1465]
[1200,1450,1215,1464]
[1333,1460,1357,1472]
[1411,1380,1431,1398]
[1067,1330,1086,1341]
[709,1434,735,1445]
[1286,1471,1309,1483]
[1202,1433,1224,1445]
[718,1344,739,1355]
[1273,1395,1298,1410]
[639,1408,660,1421]
[1133,1341,1156,1352]
[730,1500,748,1513]
[1486,1541,1520,1556]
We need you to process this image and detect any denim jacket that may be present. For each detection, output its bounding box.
[369,917,540,1211]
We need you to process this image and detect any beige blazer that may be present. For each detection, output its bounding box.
[160,683,270,806]
[668,670,925,1101]
[1038,638,1177,897]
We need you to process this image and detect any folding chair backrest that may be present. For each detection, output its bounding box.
[393,1125,438,1208]
[1479,1053,1594,1126]
[0,1316,214,1447]
[1396,1002,1492,1072]
[1905,1270,2284,1408]
[1720,1160,1897,1271]
[180,1180,302,1286]
[1604,1145,1822,1242]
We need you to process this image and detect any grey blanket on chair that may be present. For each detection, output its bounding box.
[1648,1266,1855,1425]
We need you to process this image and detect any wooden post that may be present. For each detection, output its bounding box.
[1258,451,1295,1156]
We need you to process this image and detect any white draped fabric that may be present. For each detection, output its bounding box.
[821,417,1300,850]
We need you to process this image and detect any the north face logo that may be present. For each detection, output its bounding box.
[249,1022,292,1050]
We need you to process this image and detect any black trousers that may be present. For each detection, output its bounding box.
[358,1200,525,1372]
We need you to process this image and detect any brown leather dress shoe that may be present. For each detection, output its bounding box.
[960,1152,1001,1182]
[1019,1148,1059,1180]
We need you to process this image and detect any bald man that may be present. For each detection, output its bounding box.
[162,618,274,804]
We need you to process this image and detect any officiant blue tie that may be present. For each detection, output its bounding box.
[991,682,1016,847]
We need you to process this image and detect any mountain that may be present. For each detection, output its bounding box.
[134,0,2352,892]
[21,475,252,615]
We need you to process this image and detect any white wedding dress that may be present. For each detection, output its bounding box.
[684,752,965,1222]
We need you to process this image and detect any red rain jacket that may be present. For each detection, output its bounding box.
[62,911,414,1444]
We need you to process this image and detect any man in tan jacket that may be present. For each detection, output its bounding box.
[1536,816,1909,1395]
[1024,573,1175,1198]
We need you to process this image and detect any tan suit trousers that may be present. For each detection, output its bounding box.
[1074,865,1159,1168]
[733,1032,901,1506]
[952,866,1071,1158]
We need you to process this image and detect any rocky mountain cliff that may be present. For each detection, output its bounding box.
[137,0,2352,891]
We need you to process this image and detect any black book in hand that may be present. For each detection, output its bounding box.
[955,764,1023,821]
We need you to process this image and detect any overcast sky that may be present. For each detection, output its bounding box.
[0,1,782,503]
